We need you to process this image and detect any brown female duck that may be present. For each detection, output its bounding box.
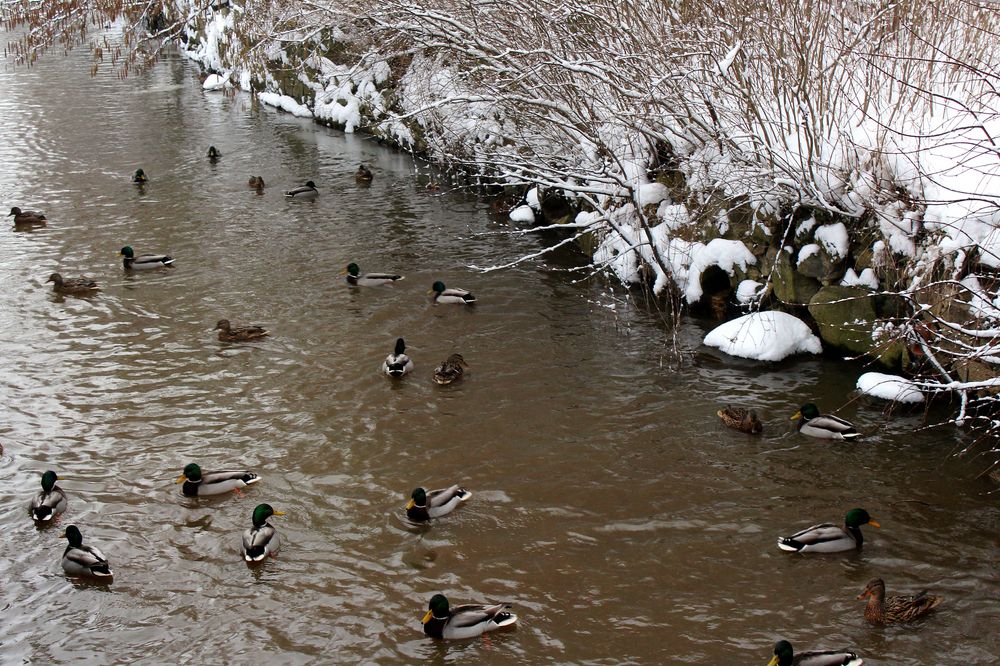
[857,577,942,624]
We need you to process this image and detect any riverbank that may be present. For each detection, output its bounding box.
[174,1,1000,439]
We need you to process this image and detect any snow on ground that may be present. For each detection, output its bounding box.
[856,372,924,403]
[703,311,822,361]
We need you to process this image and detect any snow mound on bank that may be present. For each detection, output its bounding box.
[704,311,822,361]
[258,92,313,118]
[856,372,924,403]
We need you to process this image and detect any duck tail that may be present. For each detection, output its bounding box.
[492,611,517,628]
[776,537,802,552]
[841,432,862,440]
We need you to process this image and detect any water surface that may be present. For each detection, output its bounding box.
[0,42,997,665]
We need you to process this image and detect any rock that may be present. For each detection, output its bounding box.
[772,250,821,305]
[796,244,846,283]
[538,188,575,225]
[807,285,908,367]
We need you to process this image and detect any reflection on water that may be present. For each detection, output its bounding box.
[0,40,998,665]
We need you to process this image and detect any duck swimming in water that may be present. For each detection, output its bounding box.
[791,403,859,440]
[421,594,516,640]
[120,245,174,270]
[777,508,879,553]
[8,207,47,225]
[284,180,318,199]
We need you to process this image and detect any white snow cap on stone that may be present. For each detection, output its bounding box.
[856,372,924,403]
[703,311,822,361]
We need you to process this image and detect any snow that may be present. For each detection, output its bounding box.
[703,311,823,361]
[202,72,230,90]
[509,205,535,223]
[814,222,849,259]
[856,372,925,403]
[683,238,757,303]
[525,187,540,211]
[258,92,313,118]
[840,267,879,290]
[797,244,820,266]
[736,279,764,304]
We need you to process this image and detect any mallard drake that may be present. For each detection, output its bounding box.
[215,319,269,342]
[383,338,414,378]
[132,168,148,184]
[241,503,284,562]
[355,164,374,183]
[791,403,859,440]
[406,486,471,522]
[47,273,99,295]
[422,594,517,640]
[777,508,879,553]
[433,354,468,385]
[30,470,67,522]
[61,525,113,580]
[176,463,260,497]
[342,263,403,286]
[430,281,476,305]
[248,176,265,190]
[207,146,221,161]
[8,207,47,225]
[857,578,942,625]
[120,245,174,270]
[718,406,763,434]
[284,180,318,199]
[767,639,862,666]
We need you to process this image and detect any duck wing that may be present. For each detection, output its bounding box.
[793,650,863,666]
[64,544,112,576]
[242,523,277,561]
[426,485,471,509]
[201,470,260,492]
[778,522,853,552]
[31,487,68,521]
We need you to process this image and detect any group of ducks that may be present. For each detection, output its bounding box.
[17,156,939,653]
[17,157,516,641]
[717,405,942,664]
[27,463,509,639]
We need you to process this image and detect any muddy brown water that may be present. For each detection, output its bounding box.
[0,43,997,665]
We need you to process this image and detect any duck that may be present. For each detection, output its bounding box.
[422,594,517,640]
[767,639,862,666]
[284,180,318,199]
[176,463,260,497]
[430,281,476,305]
[241,503,284,562]
[717,406,763,434]
[61,525,113,580]
[7,206,47,225]
[791,403,859,440]
[857,578,942,625]
[47,273,100,295]
[215,319,269,342]
[355,164,373,183]
[120,245,174,270]
[30,470,67,522]
[207,146,221,161]
[341,263,403,286]
[406,485,471,522]
[132,168,148,184]
[248,176,265,190]
[433,354,468,385]
[777,508,879,553]
[383,338,414,378]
